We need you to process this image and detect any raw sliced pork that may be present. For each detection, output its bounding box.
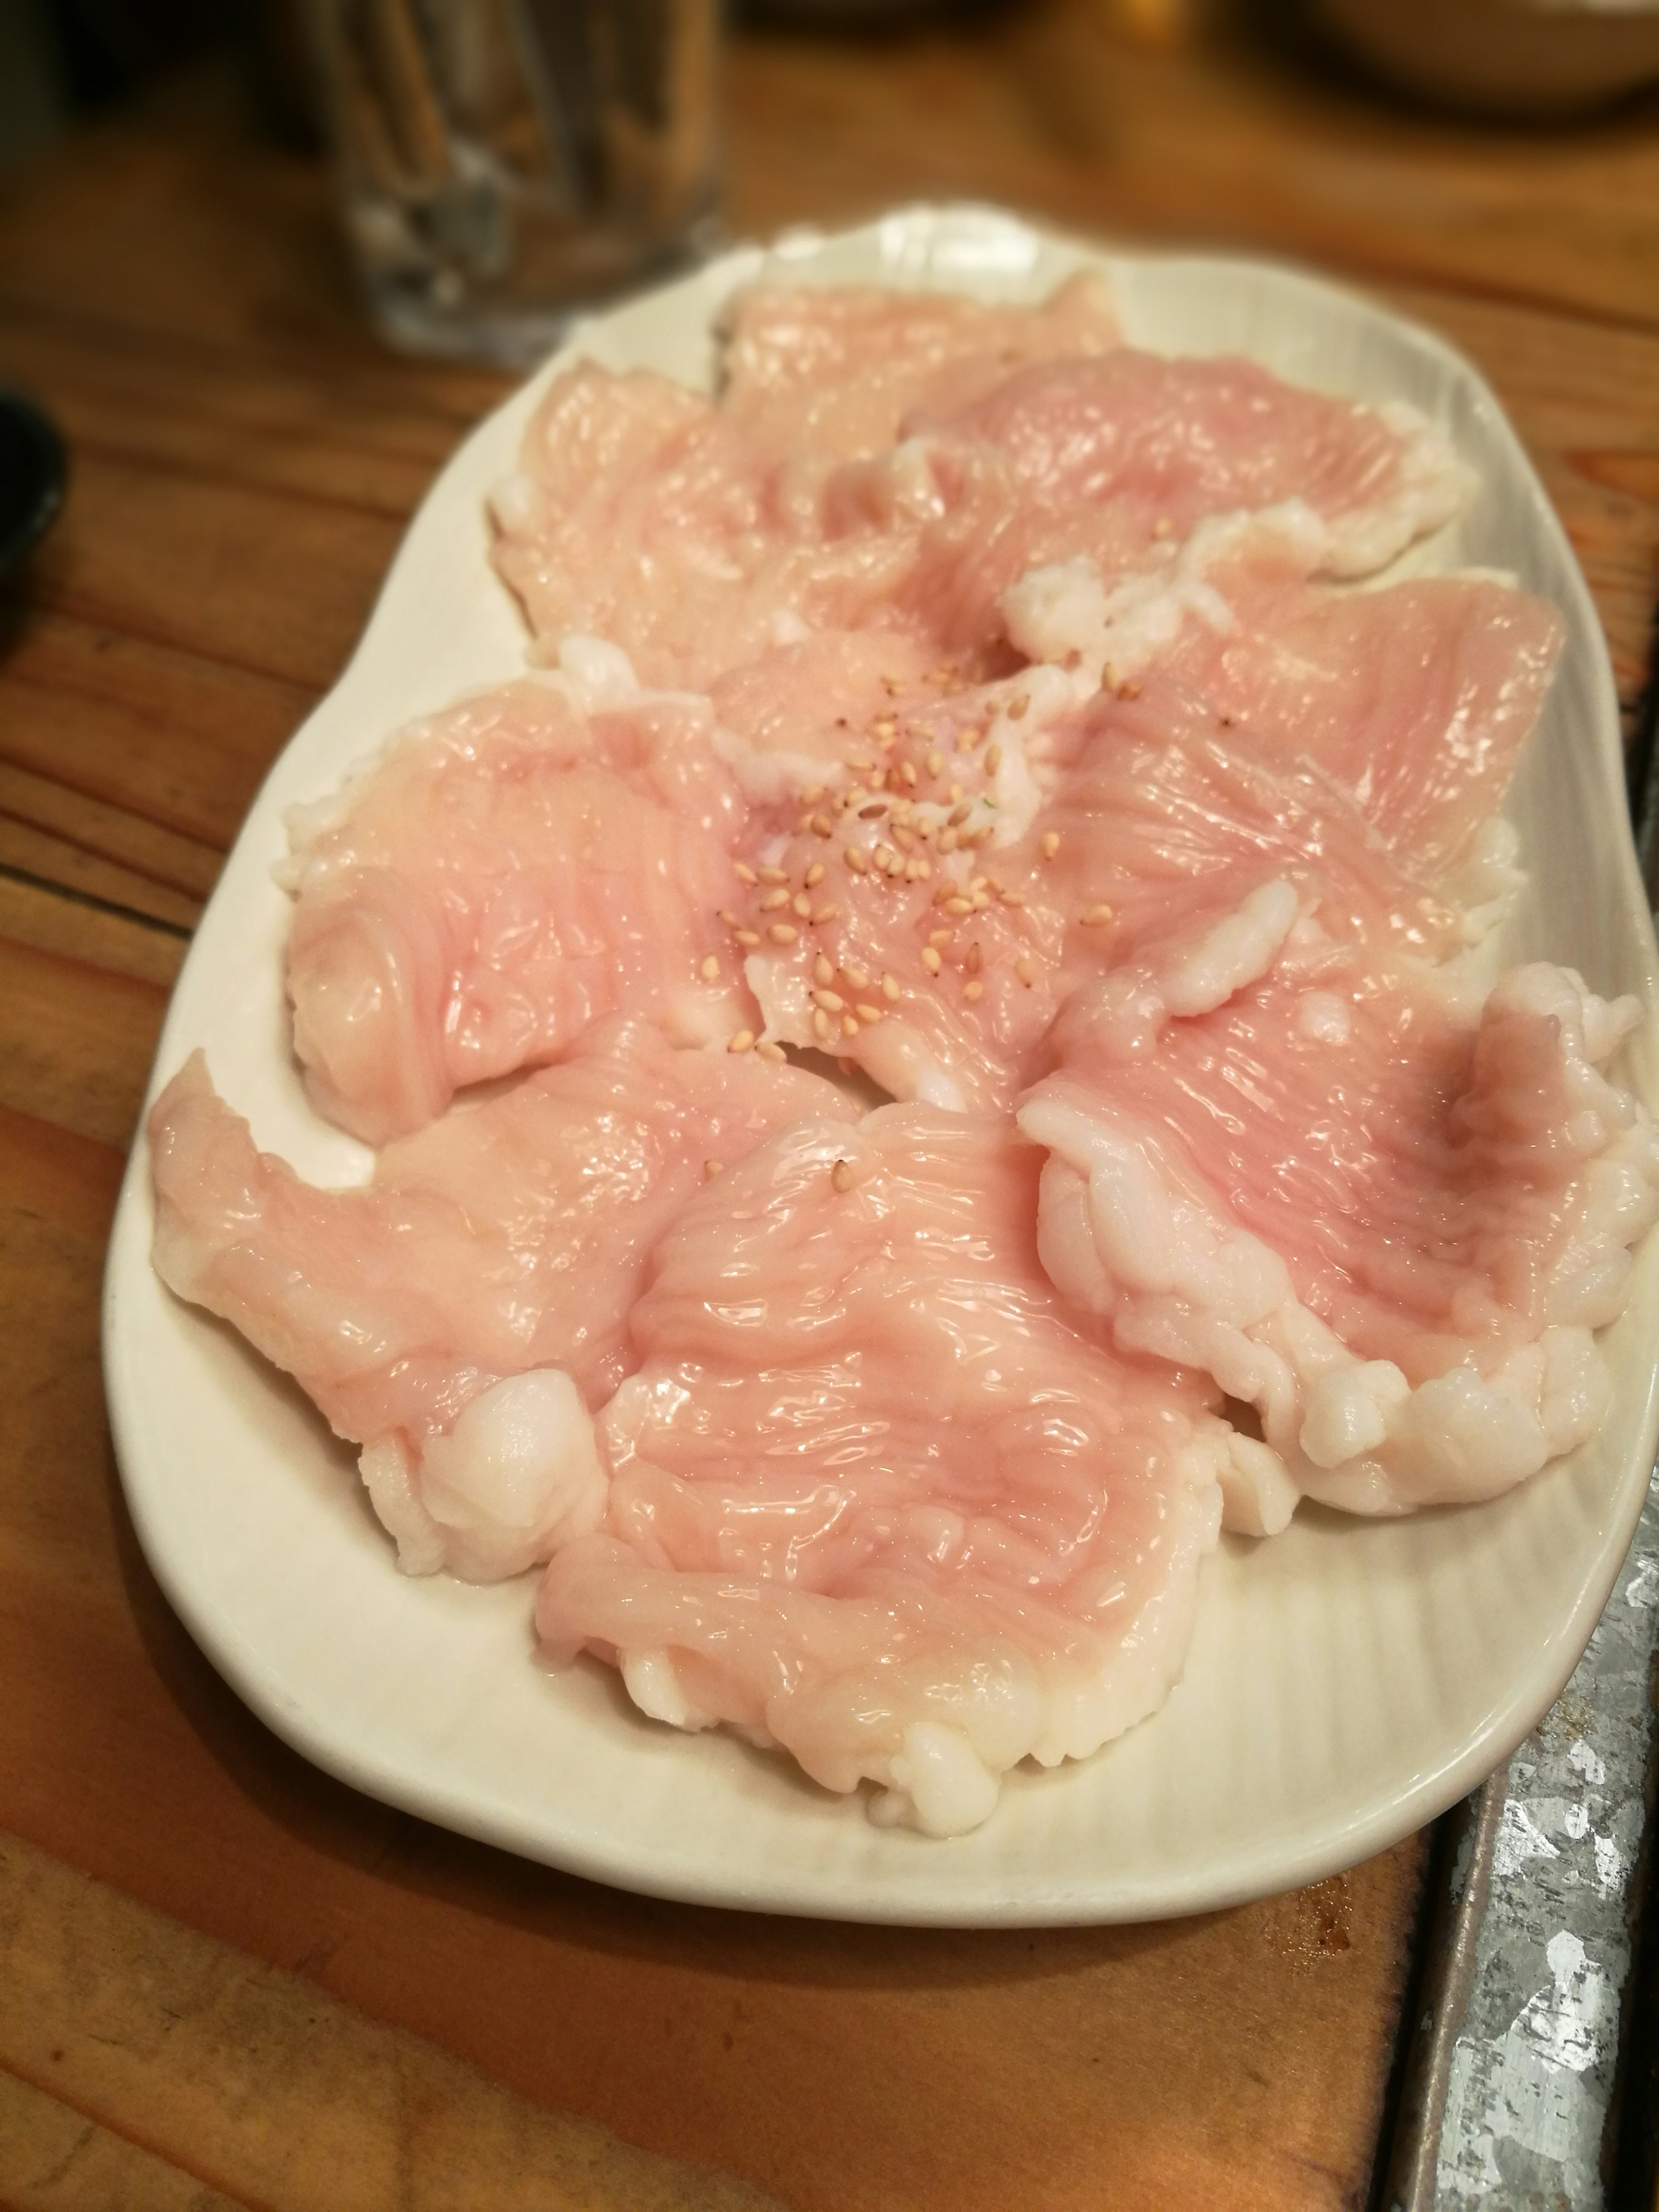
[719,271,1122,459]
[490,277,1473,709]
[148,1019,855,1580]
[283,662,755,1144]
[1020,951,1659,1515]
[537,1107,1243,1834]
[1000,516,1563,884]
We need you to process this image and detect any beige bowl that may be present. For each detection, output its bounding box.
[1315,0,1659,114]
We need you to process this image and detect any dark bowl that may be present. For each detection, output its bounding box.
[0,389,67,577]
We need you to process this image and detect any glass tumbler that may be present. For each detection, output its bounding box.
[307,0,721,363]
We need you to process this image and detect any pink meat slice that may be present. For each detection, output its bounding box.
[706,629,948,786]
[149,1020,856,1580]
[997,529,1563,886]
[1006,675,1467,985]
[283,677,756,1145]
[1151,570,1564,882]
[1019,954,1659,1517]
[731,657,1467,1115]
[536,1106,1233,1835]
[728,664,1080,1112]
[921,352,1471,579]
[487,337,992,694]
[490,279,1472,711]
[720,271,1122,459]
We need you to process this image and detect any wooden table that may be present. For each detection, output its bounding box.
[1,12,1655,2206]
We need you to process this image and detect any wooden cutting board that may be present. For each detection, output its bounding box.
[1,11,1655,2203]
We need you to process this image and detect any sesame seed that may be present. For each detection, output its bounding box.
[922,946,943,975]
[844,964,869,990]
[858,801,888,820]
[1016,956,1036,986]
[873,718,896,739]
[964,979,983,1003]
[1080,904,1113,927]
[966,943,982,975]
[970,876,988,893]
[878,729,898,752]
[928,929,950,948]
[1102,662,1118,691]
[944,896,973,917]
[906,859,928,882]
[881,972,900,1000]
[947,802,971,828]
[814,1008,832,1041]
[1008,696,1029,722]
[939,829,959,855]
[931,883,957,907]
[846,847,870,874]
[814,954,834,985]
[1040,831,1060,860]
[813,905,839,925]
[926,749,944,777]
[810,814,833,839]
[849,755,875,772]
[728,1029,755,1054]
[734,862,758,885]
[891,824,915,853]
[801,784,825,804]
[856,1003,883,1024]
[971,891,991,912]
[704,1159,723,1178]
[735,929,760,947]
[760,888,790,912]
[718,908,740,927]
[805,861,826,888]
[757,867,788,887]
[756,1039,786,1063]
[844,785,867,808]
[874,844,897,872]
[768,922,799,945]
[814,989,845,1014]
[985,742,1004,773]
[949,782,964,802]
[792,893,813,918]
[1001,890,1025,907]
[841,1014,859,1038]
[699,955,720,981]
[831,1157,855,1193]
[899,760,918,788]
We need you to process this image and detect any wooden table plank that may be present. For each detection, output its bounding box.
[0,610,316,853]
[0,1831,779,2212]
[725,0,1659,333]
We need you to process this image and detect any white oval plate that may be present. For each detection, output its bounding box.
[103,206,1659,1925]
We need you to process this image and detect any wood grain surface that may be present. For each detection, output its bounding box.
[1,10,1656,2205]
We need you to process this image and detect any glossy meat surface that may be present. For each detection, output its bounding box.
[283,669,755,1144]
[1020,957,1659,1513]
[149,1021,855,1578]
[538,1108,1232,1833]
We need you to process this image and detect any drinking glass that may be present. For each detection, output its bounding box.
[307,0,721,363]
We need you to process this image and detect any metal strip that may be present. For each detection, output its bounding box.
[1377,1460,1659,2209]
